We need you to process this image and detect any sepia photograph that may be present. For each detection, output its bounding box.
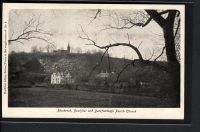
[2,3,185,119]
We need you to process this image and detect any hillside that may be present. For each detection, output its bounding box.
[8,52,170,86]
[8,52,133,83]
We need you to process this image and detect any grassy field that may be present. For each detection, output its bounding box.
[9,87,177,107]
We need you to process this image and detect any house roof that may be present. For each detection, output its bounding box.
[97,72,109,78]
[52,72,71,77]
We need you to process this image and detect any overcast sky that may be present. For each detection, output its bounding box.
[8,9,165,60]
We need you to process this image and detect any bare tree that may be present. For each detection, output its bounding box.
[46,44,51,53]
[45,44,56,53]
[31,45,38,53]
[84,9,181,101]
[39,46,44,52]
[86,49,91,54]
[79,26,147,81]
[76,47,82,54]
[79,9,181,83]
[79,26,143,60]
[8,15,55,49]
[96,9,180,64]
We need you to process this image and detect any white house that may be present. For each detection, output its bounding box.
[51,72,74,84]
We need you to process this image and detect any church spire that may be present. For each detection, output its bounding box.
[67,41,70,53]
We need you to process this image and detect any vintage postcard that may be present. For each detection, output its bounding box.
[2,3,185,119]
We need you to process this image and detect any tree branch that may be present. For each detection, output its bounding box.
[107,50,111,73]
[174,19,180,38]
[90,43,143,60]
[79,26,143,60]
[8,15,53,47]
[89,9,102,24]
[87,48,109,78]
[154,46,166,61]
[127,33,130,44]
[101,10,170,31]
[115,63,131,83]
[145,10,167,27]
[147,49,155,60]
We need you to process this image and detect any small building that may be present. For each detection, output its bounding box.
[51,72,74,84]
[65,73,74,84]
[96,71,110,78]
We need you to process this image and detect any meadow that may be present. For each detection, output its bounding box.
[9,87,177,107]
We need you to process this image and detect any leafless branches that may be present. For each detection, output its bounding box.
[91,9,181,63]
[8,15,54,48]
[78,25,143,60]
[147,49,155,61]
[82,9,180,83]
[79,25,145,81]
[154,46,166,61]
[99,10,171,32]
[137,42,142,49]
[78,25,96,45]
[89,9,102,24]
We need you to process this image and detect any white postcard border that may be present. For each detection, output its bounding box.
[2,3,185,119]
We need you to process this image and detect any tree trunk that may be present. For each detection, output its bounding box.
[163,27,177,63]
[146,10,179,63]
[163,10,178,63]
[146,10,180,104]
[163,11,180,105]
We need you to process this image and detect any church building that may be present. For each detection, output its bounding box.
[53,41,71,54]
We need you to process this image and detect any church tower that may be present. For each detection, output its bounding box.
[67,41,70,53]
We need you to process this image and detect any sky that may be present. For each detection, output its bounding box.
[8,9,166,60]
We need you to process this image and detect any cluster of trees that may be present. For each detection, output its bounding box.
[30,44,104,55]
